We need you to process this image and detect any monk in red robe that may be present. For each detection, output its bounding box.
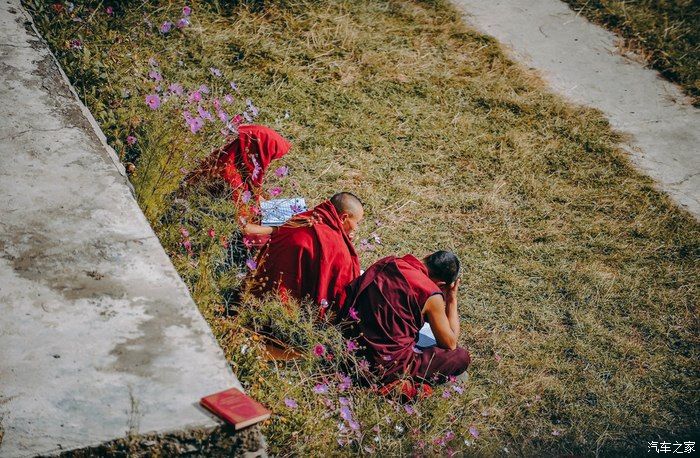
[339,251,470,384]
[247,192,363,318]
[183,124,291,203]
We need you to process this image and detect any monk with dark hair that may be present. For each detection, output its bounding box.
[339,251,470,384]
[247,192,363,318]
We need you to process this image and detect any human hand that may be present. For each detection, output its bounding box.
[444,278,460,307]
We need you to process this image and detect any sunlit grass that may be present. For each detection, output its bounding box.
[26,0,699,455]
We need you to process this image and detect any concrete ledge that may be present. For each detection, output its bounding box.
[0,0,261,455]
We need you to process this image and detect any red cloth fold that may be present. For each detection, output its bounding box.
[249,200,360,317]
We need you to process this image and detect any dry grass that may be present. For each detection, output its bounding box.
[27,0,699,455]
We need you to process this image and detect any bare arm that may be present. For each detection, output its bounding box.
[242,223,275,236]
[422,279,461,350]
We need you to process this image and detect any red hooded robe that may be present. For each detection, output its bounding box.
[215,124,291,200]
[249,200,360,317]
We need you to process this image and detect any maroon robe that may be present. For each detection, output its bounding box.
[341,254,470,383]
[248,200,360,317]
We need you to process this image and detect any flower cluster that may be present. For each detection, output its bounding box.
[158,5,191,34]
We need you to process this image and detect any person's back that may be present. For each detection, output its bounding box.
[247,193,363,317]
[341,252,470,384]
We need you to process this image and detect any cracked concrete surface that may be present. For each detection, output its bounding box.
[451,0,699,219]
[0,1,249,456]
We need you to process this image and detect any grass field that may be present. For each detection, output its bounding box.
[562,0,699,105]
[26,0,699,455]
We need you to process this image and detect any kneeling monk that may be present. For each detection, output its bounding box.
[247,192,363,317]
[339,251,470,384]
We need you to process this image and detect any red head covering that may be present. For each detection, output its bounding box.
[214,124,291,200]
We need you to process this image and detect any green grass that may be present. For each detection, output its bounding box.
[26,0,699,455]
[562,0,700,105]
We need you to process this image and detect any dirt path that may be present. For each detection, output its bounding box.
[451,0,699,219]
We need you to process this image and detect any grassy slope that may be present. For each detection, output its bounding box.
[562,0,699,105]
[27,0,699,455]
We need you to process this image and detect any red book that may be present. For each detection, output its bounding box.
[200,388,271,430]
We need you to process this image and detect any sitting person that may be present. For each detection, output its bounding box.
[247,192,363,318]
[338,251,470,384]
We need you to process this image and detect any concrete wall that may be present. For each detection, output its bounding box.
[0,1,256,456]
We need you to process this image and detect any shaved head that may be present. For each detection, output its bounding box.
[330,192,363,218]
[330,192,363,239]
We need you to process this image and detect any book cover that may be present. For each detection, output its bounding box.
[200,387,271,430]
[261,197,307,226]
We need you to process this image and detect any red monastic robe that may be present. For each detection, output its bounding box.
[249,200,360,317]
[339,255,444,381]
[214,124,291,200]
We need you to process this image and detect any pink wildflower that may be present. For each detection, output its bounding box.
[207,228,215,238]
[176,17,189,28]
[339,406,353,421]
[148,70,162,81]
[210,67,222,77]
[313,344,326,357]
[188,90,202,103]
[346,340,359,352]
[199,84,209,94]
[197,106,213,121]
[169,83,184,96]
[105,6,113,15]
[338,374,352,391]
[348,307,360,321]
[182,5,191,16]
[404,404,415,415]
[188,117,204,133]
[232,114,243,125]
[246,258,257,270]
[275,166,289,177]
[241,190,252,204]
[224,94,234,104]
[217,110,228,123]
[145,94,161,109]
[284,398,298,409]
[469,425,479,438]
[269,187,282,197]
[126,135,136,146]
[159,21,173,34]
[358,359,370,371]
[313,384,328,394]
